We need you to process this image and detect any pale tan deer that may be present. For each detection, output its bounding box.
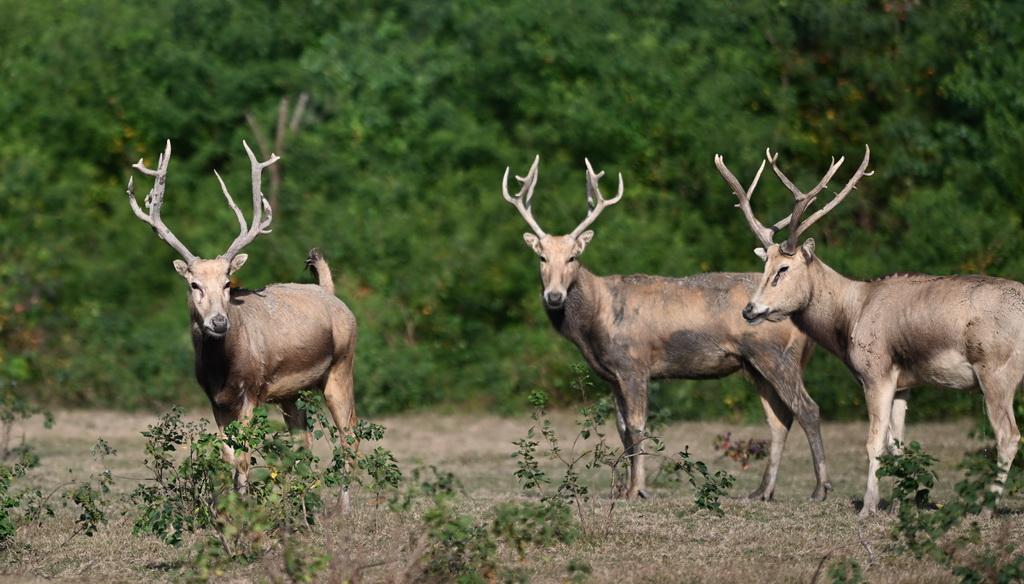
[127,141,359,512]
[504,156,833,502]
[718,145,1024,515]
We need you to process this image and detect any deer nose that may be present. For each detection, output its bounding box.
[544,291,565,308]
[742,303,766,324]
[208,314,230,335]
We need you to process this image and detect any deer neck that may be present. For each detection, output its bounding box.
[544,265,601,343]
[790,256,867,360]
[187,293,238,400]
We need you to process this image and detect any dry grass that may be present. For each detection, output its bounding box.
[2,407,1022,583]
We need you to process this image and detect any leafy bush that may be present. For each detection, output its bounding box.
[131,397,400,576]
[513,364,735,535]
[875,439,1024,582]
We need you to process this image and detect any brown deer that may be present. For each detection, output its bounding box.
[127,140,359,512]
[718,144,1024,516]
[504,155,833,502]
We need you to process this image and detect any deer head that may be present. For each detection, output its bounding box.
[715,145,872,324]
[503,156,623,309]
[127,140,278,337]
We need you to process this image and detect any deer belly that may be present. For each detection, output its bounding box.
[263,358,333,401]
[900,351,976,391]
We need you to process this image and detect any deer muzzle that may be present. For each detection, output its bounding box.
[204,314,230,337]
[543,290,566,309]
[742,302,771,325]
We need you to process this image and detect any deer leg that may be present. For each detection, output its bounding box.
[322,355,359,514]
[861,376,898,517]
[281,399,312,450]
[611,375,649,500]
[886,389,910,455]
[212,404,252,494]
[749,360,832,502]
[976,368,1021,515]
[745,374,793,502]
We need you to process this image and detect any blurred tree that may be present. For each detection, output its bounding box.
[0,0,1020,422]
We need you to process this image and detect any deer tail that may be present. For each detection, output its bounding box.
[305,248,336,295]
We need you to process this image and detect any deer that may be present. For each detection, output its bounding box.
[127,140,359,513]
[717,144,1024,516]
[503,155,834,503]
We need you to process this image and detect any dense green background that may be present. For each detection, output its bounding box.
[2,1,1022,424]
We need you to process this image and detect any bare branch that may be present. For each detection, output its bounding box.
[289,92,310,132]
[127,140,197,263]
[502,155,546,237]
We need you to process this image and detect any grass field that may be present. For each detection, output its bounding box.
[2,406,1021,583]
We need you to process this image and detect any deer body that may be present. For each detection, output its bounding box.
[507,156,832,502]
[189,280,358,436]
[746,246,1024,515]
[128,142,358,513]
[719,145,1024,515]
[550,269,797,382]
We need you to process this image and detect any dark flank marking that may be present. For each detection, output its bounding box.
[611,286,628,324]
[662,329,739,379]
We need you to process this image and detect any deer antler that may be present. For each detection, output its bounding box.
[769,144,872,254]
[219,141,279,261]
[568,159,623,239]
[127,140,197,264]
[503,155,546,237]
[717,146,872,254]
[715,154,779,250]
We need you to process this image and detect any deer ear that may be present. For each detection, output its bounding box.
[523,233,544,256]
[173,259,189,278]
[575,230,595,254]
[754,247,768,262]
[802,238,816,260]
[229,253,248,275]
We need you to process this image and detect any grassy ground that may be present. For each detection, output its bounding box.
[2,406,1021,583]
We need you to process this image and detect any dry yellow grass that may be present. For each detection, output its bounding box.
[2,407,1021,583]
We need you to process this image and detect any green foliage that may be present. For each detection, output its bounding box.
[131,407,230,546]
[1,418,114,550]
[514,364,733,540]
[0,384,53,458]
[877,440,939,510]
[512,371,626,540]
[827,559,866,584]
[877,439,1024,582]
[131,398,398,576]
[0,448,39,547]
[660,447,736,517]
[1,0,1023,422]
[0,391,56,547]
[409,476,579,583]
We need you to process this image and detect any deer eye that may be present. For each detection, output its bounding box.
[567,256,576,263]
[771,265,789,287]
[191,282,201,291]
[539,256,548,263]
